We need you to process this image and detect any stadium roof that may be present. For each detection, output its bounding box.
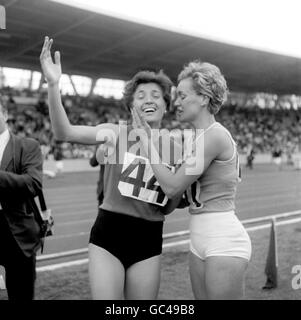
[1,0,301,95]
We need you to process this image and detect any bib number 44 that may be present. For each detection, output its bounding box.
[118,153,174,206]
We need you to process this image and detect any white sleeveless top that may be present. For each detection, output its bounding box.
[184,122,241,214]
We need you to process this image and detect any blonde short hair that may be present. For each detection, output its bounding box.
[178,60,228,114]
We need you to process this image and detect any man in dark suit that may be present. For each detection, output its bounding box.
[0,97,43,300]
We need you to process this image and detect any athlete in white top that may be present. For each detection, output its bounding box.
[132,60,251,300]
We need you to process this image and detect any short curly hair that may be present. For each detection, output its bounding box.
[123,70,173,112]
[178,60,228,115]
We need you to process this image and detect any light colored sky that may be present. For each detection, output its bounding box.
[49,0,301,58]
[0,67,125,97]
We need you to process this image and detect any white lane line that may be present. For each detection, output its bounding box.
[48,207,301,238]
[51,204,301,228]
[37,259,89,272]
[48,203,95,210]
[240,209,301,225]
[58,219,94,227]
[46,209,301,240]
[49,192,301,215]
[37,248,88,261]
[57,217,185,228]
[246,217,301,232]
[49,232,89,240]
[36,212,301,272]
[163,239,190,248]
[53,210,96,218]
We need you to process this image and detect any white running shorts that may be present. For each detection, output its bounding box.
[190,211,252,261]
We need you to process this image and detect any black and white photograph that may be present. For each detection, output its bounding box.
[0,0,301,306]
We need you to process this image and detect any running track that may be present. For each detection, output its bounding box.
[38,164,301,265]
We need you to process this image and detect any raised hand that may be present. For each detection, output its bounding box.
[131,107,152,140]
[131,107,154,157]
[40,36,62,86]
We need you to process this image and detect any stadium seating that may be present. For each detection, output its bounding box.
[1,87,300,159]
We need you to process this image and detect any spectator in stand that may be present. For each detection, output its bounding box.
[1,88,301,159]
[272,145,283,170]
[285,141,294,166]
[52,140,64,174]
[246,144,255,170]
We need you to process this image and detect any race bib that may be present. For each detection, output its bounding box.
[118,152,175,206]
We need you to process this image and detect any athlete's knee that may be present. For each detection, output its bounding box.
[205,257,247,299]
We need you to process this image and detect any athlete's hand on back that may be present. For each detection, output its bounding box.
[40,36,62,86]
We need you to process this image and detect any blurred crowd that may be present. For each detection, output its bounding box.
[216,105,300,154]
[1,87,300,160]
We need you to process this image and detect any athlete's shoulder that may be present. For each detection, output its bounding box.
[201,124,231,160]
[208,123,233,144]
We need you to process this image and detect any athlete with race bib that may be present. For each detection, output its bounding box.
[39,37,182,299]
[132,60,252,300]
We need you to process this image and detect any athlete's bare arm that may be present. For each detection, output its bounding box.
[132,107,230,198]
[40,36,118,145]
[160,195,184,215]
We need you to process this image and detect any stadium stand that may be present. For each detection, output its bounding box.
[0,86,300,160]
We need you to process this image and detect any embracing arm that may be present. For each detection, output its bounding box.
[40,36,117,144]
[160,195,184,215]
[149,138,219,198]
[131,107,224,198]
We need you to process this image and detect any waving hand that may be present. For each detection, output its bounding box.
[40,36,62,86]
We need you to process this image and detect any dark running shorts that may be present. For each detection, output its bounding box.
[89,209,163,270]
